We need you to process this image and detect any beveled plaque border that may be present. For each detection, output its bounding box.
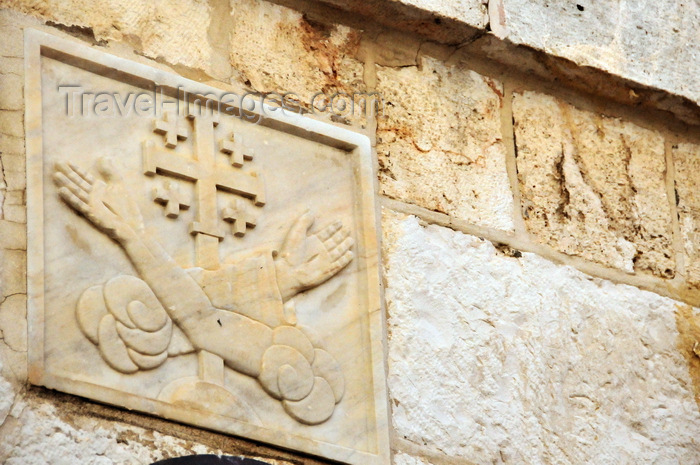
[25,28,390,465]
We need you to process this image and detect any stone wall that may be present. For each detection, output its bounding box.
[384,212,700,465]
[311,0,700,123]
[0,0,699,464]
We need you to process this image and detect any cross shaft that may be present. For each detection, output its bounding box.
[144,112,265,268]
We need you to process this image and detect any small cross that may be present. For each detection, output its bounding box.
[219,132,254,168]
[222,199,257,237]
[152,181,190,218]
[154,111,188,148]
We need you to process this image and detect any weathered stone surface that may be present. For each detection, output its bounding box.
[0,256,24,386]
[0,357,15,426]
[376,57,513,231]
[673,142,700,287]
[0,161,25,194]
[392,452,432,465]
[1,0,214,70]
[0,397,226,465]
[229,0,364,100]
[513,91,674,276]
[394,0,487,27]
[0,111,23,140]
[320,0,699,116]
[0,13,31,223]
[0,136,24,161]
[313,0,486,44]
[0,350,299,465]
[0,74,22,111]
[0,3,698,465]
[0,294,26,354]
[500,0,700,105]
[0,249,25,297]
[357,30,422,68]
[383,211,700,465]
[0,12,24,223]
[0,10,29,58]
[0,220,26,250]
[0,12,25,131]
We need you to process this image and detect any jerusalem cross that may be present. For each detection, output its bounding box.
[143,109,265,270]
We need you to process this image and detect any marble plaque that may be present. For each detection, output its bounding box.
[25,29,389,464]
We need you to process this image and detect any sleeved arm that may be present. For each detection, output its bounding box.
[187,248,296,329]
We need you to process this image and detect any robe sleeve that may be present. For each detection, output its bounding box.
[186,248,296,329]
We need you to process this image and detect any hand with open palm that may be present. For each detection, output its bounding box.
[53,159,144,243]
[274,211,354,301]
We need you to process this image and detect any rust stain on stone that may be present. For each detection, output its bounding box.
[290,15,361,93]
[675,304,700,408]
[484,77,503,103]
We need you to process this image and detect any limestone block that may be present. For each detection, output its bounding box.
[356,30,422,68]
[0,9,31,58]
[2,0,214,70]
[673,143,700,287]
[0,111,24,139]
[313,0,486,43]
[393,0,487,27]
[1,154,26,192]
[0,294,26,353]
[383,211,700,464]
[392,452,432,465]
[500,0,700,105]
[229,0,364,99]
[0,249,26,296]
[0,398,227,465]
[0,137,24,158]
[513,91,674,276]
[2,206,25,224]
[0,385,13,430]
[0,74,23,111]
[0,291,27,385]
[0,357,15,426]
[0,57,23,76]
[3,191,23,207]
[0,220,26,250]
[1,154,25,175]
[376,57,513,231]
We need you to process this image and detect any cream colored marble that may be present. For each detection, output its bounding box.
[24,29,389,465]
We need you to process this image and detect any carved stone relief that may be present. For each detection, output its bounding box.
[26,29,389,464]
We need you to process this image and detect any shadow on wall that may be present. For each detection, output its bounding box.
[152,456,269,465]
